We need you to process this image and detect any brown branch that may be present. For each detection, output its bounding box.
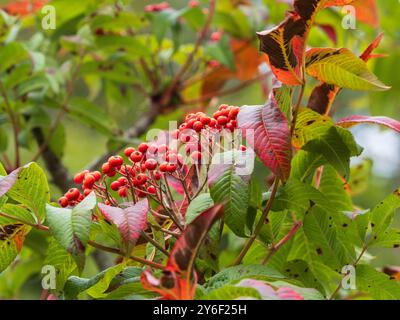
[160,0,216,107]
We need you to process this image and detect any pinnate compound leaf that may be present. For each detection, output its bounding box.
[141,204,224,300]
[5,163,50,220]
[305,47,390,91]
[98,199,149,246]
[336,115,400,133]
[46,192,96,272]
[238,101,291,182]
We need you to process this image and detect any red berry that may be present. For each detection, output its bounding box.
[179,123,187,130]
[219,104,229,110]
[145,159,158,170]
[110,181,121,191]
[147,144,158,155]
[136,173,147,185]
[213,111,223,119]
[159,162,168,172]
[102,162,112,174]
[166,163,177,173]
[228,107,240,119]
[66,188,80,201]
[147,185,156,195]
[153,171,161,180]
[240,145,247,151]
[73,172,85,184]
[217,116,228,125]
[200,116,211,125]
[138,143,149,153]
[188,0,199,7]
[157,144,168,154]
[124,147,135,157]
[83,175,95,188]
[118,177,128,185]
[130,151,143,163]
[226,122,234,131]
[92,171,101,181]
[118,187,128,198]
[108,156,123,168]
[137,190,146,198]
[210,31,222,42]
[59,197,69,208]
[83,189,93,196]
[193,121,204,132]
[191,151,202,162]
[171,129,180,139]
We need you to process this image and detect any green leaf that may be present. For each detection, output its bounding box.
[368,188,400,244]
[0,204,36,225]
[210,169,250,237]
[0,42,29,73]
[348,159,373,196]
[68,97,117,136]
[369,228,400,249]
[186,193,214,224]
[303,126,362,180]
[44,239,77,293]
[46,192,96,272]
[205,264,285,292]
[6,163,50,220]
[305,48,390,91]
[290,150,325,182]
[64,263,126,299]
[0,224,30,274]
[356,265,400,300]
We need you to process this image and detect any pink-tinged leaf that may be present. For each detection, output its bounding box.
[336,115,400,133]
[316,23,337,45]
[237,100,292,183]
[98,199,149,245]
[0,163,32,197]
[236,279,305,300]
[360,32,384,62]
[141,204,224,300]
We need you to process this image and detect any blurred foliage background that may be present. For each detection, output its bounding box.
[0,0,398,299]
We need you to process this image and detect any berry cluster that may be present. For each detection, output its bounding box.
[59,104,241,208]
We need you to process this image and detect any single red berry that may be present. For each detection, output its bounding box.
[130,151,143,163]
[219,104,229,110]
[153,171,161,180]
[193,121,203,132]
[66,188,80,201]
[209,118,217,128]
[92,171,101,181]
[159,162,168,172]
[136,173,147,185]
[147,185,156,195]
[73,172,85,184]
[147,144,158,155]
[78,194,84,202]
[165,152,177,164]
[106,170,117,178]
[240,145,247,151]
[59,197,69,208]
[110,181,121,191]
[118,187,128,198]
[108,156,123,168]
[171,129,180,139]
[118,177,128,185]
[83,175,95,188]
[213,111,223,119]
[186,119,196,129]
[210,31,222,42]
[124,147,135,157]
[138,143,149,153]
[137,190,146,198]
[217,115,228,125]
[228,107,240,119]
[166,163,177,173]
[226,122,234,132]
[145,159,158,170]
[200,116,211,125]
[191,151,202,162]
[102,162,112,174]
[179,123,187,130]
[83,188,93,196]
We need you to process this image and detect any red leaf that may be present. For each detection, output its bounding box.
[237,97,292,183]
[3,0,48,16]
[352,0,379,28]
[141,204,224,300]
[316,23,337,45]
[360,32,384,62]
[336,115,400,133]
[98,199,149,245]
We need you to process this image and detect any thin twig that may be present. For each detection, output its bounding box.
[141,231,170,257]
